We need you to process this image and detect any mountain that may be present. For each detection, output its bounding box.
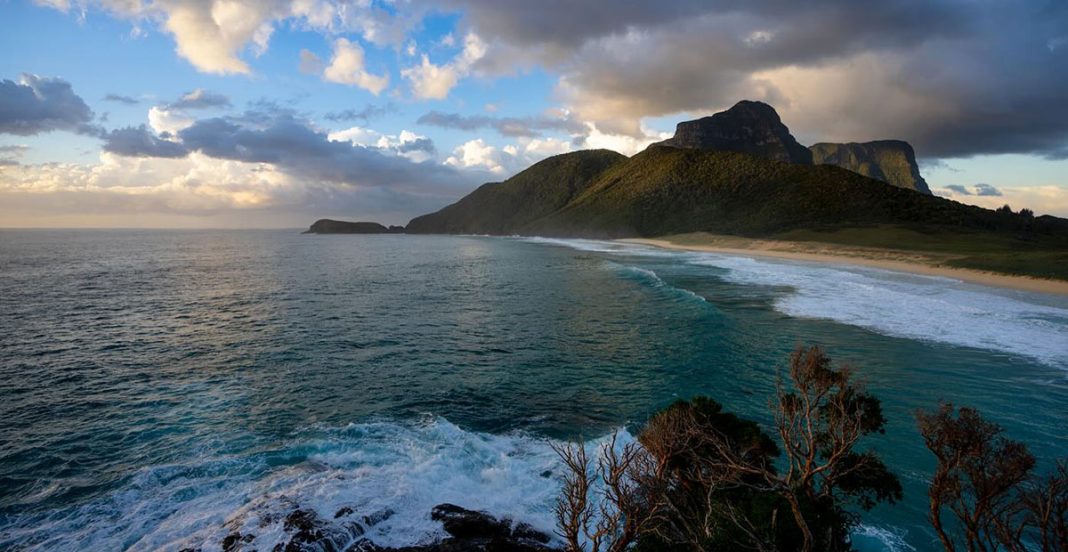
[810,140,932,194]
[525,145,1064,239]
[397,99,1067,278]
[304,219,405,234]
[652,100,813,164]
[409,144,1066,243]
[406,149,627,234]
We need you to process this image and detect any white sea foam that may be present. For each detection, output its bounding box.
[853,524,917,552]
[693,254,1068,366]
[520,237,677,257]
[1,416,917,552]
[524,237,1068,367]
[617,264,708,304]
[0,419,627,552]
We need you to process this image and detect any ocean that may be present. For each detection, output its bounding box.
[1,230,1066,551]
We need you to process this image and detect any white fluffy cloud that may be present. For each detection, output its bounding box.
[445,136,573,176]
[401,33,486,100]
[327,126,436,163]
[445,138,504,173]
[148,106,195,135]
[36,0,411,76]
[0,151,295,210]
[322,38,389,94]
[580,123,670,156]
[159,1,279,74]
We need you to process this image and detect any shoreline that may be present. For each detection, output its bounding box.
[620,236,1068,297]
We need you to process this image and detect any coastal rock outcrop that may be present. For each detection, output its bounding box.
[184,503,556,552]
[809,140,932,194]
[304,219,406,234]
[652,100,813,164]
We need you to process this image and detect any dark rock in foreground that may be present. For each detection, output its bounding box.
[304,219,406,234]
[189,503,557,552]
[810,140,932,194]
[350,504,554,552]
[653,100,813,164]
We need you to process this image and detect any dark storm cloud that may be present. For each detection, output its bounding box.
[945,184,972,195]
[417,110,585,138]
[102,125,190,158]
[103,93,140,105]
[0,74,95,136]
[436,0,1068,158]
[440,0,963,54]
[324,104,397,123]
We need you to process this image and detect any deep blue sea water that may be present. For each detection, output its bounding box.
[1,230,1066,551]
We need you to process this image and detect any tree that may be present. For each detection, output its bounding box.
[769,346,902,552]
[1021,460,1068,552]
[553,346,901,552]
[916,404,1036,552]
[552,434,666,552]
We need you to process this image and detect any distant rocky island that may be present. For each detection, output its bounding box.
[304,219,405,234]
[311,100,1068,279]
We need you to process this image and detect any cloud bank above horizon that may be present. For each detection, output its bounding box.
[1,0,1066,227]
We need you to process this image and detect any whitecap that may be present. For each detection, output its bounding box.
[0,418,631,552]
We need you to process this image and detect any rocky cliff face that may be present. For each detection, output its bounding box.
[809,140,932,194]
[653,100,813,164]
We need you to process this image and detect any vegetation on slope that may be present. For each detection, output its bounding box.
[531,146,1068,241]
[406,145,1068,279]
[406,149,626,234]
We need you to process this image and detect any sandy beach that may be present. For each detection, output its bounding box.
[620,234,1068,296]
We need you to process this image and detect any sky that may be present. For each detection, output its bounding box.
[0,0,1066,228]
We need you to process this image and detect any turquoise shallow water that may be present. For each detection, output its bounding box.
[0,230,1066,551]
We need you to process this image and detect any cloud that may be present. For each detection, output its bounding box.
[323,103,396,123]
[0,144,28,165]
[444,138,505,173]
[936,185,1068,217]
[36,0,418,76]
[101,111,468,198]
[940,183,1005,197]
[148,106,195,135]
[298,48,324,74]
[327,126,437,163]
[416,110,585,138]
[1,112,483,224]
[0,74,95,136]
[579,124,671,156]
[401,33,486,100]
[102,125,190,158]
[157,1,280,74]
[444,136,574,175]
[322,38,389,95]
[434,0,1068,158]
[167,88,232,110]
[103,93,141,105]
